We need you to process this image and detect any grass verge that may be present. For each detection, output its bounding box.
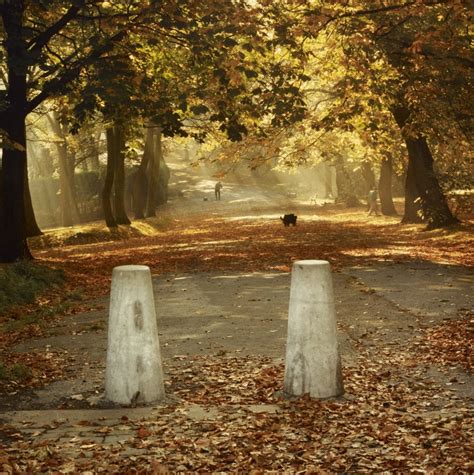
[0,260,65,313]
[29,215,174,250]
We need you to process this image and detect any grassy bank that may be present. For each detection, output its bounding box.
[0,261,65,313]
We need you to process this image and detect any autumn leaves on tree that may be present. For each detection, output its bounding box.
[0,0,472,262]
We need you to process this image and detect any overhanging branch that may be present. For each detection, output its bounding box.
[26,30,127,113]
[26,1,85,54]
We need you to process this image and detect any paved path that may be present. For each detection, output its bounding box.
[1,155,472,466]
[2,263,472,450]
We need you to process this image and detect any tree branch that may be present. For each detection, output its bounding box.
[26,30,127,113]
[26,1,85,54]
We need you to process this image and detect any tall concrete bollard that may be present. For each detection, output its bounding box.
[284,260,343,399]
[105,265,165,405]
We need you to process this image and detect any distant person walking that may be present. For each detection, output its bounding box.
[215,181,223,201]
[367,188,379,216]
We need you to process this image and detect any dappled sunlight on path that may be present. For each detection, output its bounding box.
[31,205,473,303]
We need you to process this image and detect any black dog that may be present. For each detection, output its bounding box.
[280,214,297,226]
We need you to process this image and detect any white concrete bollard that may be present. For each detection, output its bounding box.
[105,265,165,404]
[284,260,343,399]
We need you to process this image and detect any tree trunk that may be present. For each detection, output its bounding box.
[360,161,376,211]
[405,135,458,228]
[146,127,159,218]
[23,135,42,235]
[0,1,33,261]
[401,154,423,223]
[102,127,117,227]
[113,125,130,225]
[131,128,152,219]
[0,120,32,261]
[49,113,80,227]
[334,157,360,207]
[89,131,101,171]
[131,169,148,219]
[154,127,168,206]
[392,106,458,228]
[378,157,398,216]
[57,144,76,227]
[24,166,43,236]
[323,162,334,198]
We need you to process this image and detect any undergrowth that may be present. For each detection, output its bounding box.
[0,359,31,381]
[0,261,64,313]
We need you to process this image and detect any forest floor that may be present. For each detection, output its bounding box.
[0,160,473,472]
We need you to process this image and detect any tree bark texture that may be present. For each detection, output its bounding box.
[23,137,42,235]
[24,165,43,237]
[378,157,398,216]
[401,152,423,223]
[0,1,34,261]
[404,135,458,228]
[392,106,458,228]
[0,123,31,261]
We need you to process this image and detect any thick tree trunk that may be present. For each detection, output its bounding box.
[23,137,42,235]
[405,135,458,228]
[0,121,32,261]
[0,2,34,261]
[146,127,159,218]
[379,157,398,216]
[113,125,130,225]
[401,151,423,223]
[24,167,42,236]
[392,106,458,228]
[102,127,117,227]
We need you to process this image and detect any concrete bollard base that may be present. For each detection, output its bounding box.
[284,260,344,399]
[105,265,165,405]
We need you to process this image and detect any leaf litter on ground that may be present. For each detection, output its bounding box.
[0,205,472,472]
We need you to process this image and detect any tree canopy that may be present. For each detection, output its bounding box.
[0,0,472,261]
